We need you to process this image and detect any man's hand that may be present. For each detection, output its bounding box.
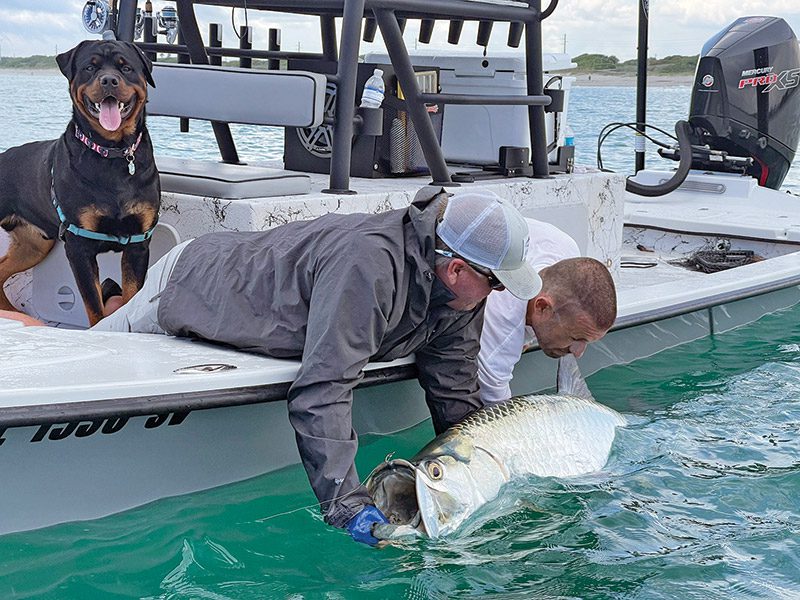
[346,505,389,546]
[0,310,44,327]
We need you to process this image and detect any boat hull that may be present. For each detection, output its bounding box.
[1,279,798,535]
[0,378,430,536]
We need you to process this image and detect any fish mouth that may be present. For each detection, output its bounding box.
[365,458,427,533]
[365,457,465,538]
[83,93,136,132]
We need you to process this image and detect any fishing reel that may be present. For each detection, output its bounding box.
[157,6,180,44]
[81,0,112,35]
[81,1,179,45]
[133,3,179,44]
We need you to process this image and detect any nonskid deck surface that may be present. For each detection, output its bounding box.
[626,170,800,242]
[0,322,418,408]
[0,324,298,407]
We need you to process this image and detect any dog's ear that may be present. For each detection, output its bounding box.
[56,40,92,80]
[124,41,155,88]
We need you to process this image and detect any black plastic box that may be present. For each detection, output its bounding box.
[284,61,443,178]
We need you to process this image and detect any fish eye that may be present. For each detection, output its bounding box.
[426,461,444,480]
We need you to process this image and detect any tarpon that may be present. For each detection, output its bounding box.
[365,354,626,538]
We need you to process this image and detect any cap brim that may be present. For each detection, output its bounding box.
[493,262,542,300]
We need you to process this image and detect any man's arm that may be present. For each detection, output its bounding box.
[415,305,485,435]
[477,291,527,403]
[286,247,395,529]
[0,310,44,327]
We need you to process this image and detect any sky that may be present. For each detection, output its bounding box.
[0,1,799,62]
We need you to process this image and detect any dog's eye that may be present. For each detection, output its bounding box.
[122,65,132,73]
[86,65,96,72]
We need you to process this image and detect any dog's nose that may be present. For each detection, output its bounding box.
[100,74,119,88]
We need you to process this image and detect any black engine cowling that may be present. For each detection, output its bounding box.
[689,16,800,189]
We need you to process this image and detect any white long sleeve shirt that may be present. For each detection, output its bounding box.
[478,218,580,403]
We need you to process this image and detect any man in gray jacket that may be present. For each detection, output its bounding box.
[93,187,541,544]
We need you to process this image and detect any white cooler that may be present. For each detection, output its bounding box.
[365,51,575,165]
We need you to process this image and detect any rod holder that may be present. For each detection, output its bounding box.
[208,23,222,66]
[239,25,252,68]
[143,14,157,61]
[419,19,435,44]
[477,21,493,47]
[268,27,281,70]
[355,106,384,136]
[363,17,377,42]
[177,28,189,133]
[508,22,524,48]
[448,20,464,44]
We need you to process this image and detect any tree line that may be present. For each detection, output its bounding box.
[573,53,699,75]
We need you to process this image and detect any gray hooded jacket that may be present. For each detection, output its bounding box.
[157,188,484,527]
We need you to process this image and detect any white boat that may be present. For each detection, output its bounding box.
[0,1,799,535]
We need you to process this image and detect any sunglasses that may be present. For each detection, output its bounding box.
[434,249,505,290]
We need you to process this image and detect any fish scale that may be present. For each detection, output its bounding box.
[439,394,626,479]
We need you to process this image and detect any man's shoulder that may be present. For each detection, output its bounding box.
[524,218,575,243]
[524,218,580,264]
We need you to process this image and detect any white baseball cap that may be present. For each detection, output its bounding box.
[437,191,541,300]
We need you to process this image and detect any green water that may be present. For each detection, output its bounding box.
[1,306,799,599]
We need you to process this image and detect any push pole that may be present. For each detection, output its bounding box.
[635,0,649,173]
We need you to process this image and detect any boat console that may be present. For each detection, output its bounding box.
[128,0,566,193]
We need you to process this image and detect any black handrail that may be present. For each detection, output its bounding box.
[541,0,559,20]
[131,0,556,192]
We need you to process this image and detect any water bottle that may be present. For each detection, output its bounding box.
[564,123,575,147]
[360,68,385,109]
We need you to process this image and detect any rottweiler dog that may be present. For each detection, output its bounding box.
[0,39,159,326]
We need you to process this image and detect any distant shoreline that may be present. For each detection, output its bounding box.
[571,73,695,87]
[0,67,60,75]
[0,65,696,87]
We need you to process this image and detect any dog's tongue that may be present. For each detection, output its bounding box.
[99,97,122,131]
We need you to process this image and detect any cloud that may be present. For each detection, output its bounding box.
[543,0,800,59]
[1,0,798,61]
[0,1,86,56]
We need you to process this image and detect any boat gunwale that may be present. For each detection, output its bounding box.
[3,267,799,429]
[612,266,800,331]
[623,221,800,246]
[0,363,420,429]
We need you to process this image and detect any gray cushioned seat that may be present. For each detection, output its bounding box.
[157,157,311,199]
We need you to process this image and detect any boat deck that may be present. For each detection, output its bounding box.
[626,169,800,242]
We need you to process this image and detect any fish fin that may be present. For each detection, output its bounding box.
[556,354,594,400]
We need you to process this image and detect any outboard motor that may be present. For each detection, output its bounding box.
[689,16,800,189]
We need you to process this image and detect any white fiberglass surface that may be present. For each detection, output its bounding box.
[0,320,418,408]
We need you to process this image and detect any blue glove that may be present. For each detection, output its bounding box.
[346,505,389,546]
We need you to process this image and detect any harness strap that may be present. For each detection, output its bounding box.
[50,167,156,245]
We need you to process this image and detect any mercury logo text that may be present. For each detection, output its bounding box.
[738,67,800,92]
